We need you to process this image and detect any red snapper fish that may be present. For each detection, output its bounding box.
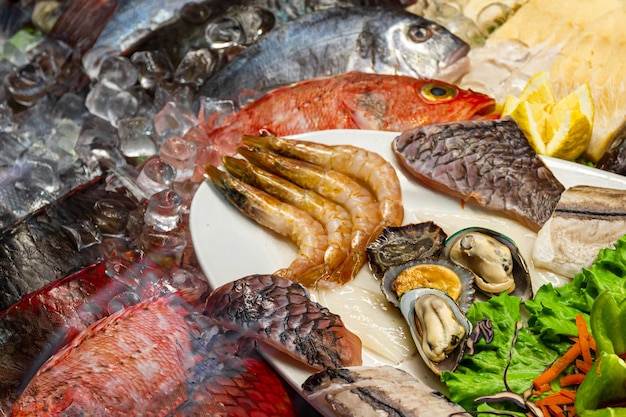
[193,71,496,179]
[11,290,298,417]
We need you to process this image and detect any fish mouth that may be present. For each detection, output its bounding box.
[469,100,499,120]
[437,44,471,83]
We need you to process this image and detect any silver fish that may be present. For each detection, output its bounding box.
[198,6,470,100]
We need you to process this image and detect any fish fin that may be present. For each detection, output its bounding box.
[340,90,388,130]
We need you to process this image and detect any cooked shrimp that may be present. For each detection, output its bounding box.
[242,135,404,228]
[204,165,328,285]
[222,156,353,282]
[238,147,381,284]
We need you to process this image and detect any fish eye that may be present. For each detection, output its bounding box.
[408,24,433,43]
[420,83,458,101]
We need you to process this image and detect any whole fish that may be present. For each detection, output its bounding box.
[195,71,496,173]
[0,255,208,415]
[392,117,565,231]
[12,291,298,416]
[205,274,363,369]
[302,365,471,417]
[0,174,143,312]
[198,7,471,101]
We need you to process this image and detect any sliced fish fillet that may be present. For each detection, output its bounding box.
[392,117,565,231]
[533,185,626,278]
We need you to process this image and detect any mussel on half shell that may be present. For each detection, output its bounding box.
[366,221,448,279]
[443,227,533,301]
[400,288,472,375]
[381,257,475,314]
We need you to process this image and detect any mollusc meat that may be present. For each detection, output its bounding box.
[443,227,533,301]
[302,365,471,417]
[205,274,363,369]
[392,117,565,231]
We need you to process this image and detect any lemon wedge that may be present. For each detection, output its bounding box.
[502,72,594,161]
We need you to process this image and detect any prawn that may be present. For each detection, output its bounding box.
[222,156,353,282]
[204,165,328,285]
[238,147,381,284]
[241,135,404,228]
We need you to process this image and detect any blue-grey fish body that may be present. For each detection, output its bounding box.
[199,6,469,100]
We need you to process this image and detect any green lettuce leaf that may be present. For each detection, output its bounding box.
[441,293,558,411]
[443,234,626,412]
[526,235,626,352]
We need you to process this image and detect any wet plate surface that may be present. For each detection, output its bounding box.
[189,129,626,410]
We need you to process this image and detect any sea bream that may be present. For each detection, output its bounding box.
[392,117,565,231]
[198,6,471,101]
[194,72,496,175]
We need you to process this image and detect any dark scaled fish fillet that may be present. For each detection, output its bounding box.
[302,365,471,417]
[392,117,565,231]
[205,274,363,369]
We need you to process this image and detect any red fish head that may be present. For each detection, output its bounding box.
[414,80,497,121]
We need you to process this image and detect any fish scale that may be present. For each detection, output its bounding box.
[393,117,565,231]
[205,274,363,370]
[12,291,298,416]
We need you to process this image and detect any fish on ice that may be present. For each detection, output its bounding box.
[198,6,471,101]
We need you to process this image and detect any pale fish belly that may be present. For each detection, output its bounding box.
[533,185,626,278]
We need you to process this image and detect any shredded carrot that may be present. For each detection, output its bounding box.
[575,314,593,366]
[536,393,575,406]
[548,403,567,417]
[559,389,576,401]
[560,373,586,387]
[532,384,553,396]
[575,359,592,374]
[533,341,582,389]
[540,404,551,417]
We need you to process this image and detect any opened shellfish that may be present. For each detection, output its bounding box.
[381,257,475,313]
[400,288,472,375]
[366,222,447,279]
[443,227,533,301]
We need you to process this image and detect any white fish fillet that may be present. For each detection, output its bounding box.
[302,365,470,417]
[532,185,626,278]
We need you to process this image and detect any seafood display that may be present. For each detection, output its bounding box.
[0,255,207,413]
[12,290,298,416]
[197,71,496,169]
[302,365,471,417]
[3,0,626,415]
[198,7,470,100]
[392,117,565,231]
[205,274,363,370]
[533,185,626,278]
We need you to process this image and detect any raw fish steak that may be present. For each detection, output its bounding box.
[205,274,363,369]
[392,117,565,231]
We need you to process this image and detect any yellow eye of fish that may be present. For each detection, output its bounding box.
[408,24,433,42]
[421,83,458,102]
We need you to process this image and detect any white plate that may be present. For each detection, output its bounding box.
[189,129,626,414]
